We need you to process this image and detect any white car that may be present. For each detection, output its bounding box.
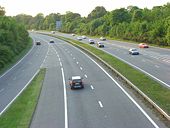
[129,48,139,55]
[77,37,82,40]
[89,39,95,44]
[82,35,86,39]
[72,33,75,36]
[100,37,106,41]
[97,42,104,48]
[51,31,55,34]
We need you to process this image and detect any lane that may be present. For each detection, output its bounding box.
[0,32,166,128]
[30,44,65,128]
[49,36,162,128]
[0,33,48,115]
[48,31,170,88]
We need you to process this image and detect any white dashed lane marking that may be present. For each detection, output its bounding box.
[0,88,4,93]
[84,74,87,78]
[90,85,94,90]
[98,101,103,108]
[155,65,159,68]
[60,62,62,67]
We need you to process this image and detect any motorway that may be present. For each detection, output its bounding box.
[51,32,170,88]
[0,33,168,128]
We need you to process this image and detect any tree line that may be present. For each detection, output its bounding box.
[14,3,170,46]
[0,6,30,70]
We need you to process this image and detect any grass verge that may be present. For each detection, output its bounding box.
[0,38,33,76]
[0,68,46,128]
[48,34,170,116]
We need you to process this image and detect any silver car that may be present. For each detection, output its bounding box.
[129,48,139,55]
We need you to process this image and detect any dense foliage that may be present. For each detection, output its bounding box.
[14,3,170,46]
[0,14,30,69]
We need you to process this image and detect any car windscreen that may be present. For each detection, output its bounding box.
[73,79,82,83]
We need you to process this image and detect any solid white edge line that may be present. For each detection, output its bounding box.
[0,41,35,79]
[103,50,170,88]
[82,51,159,128]
[0,69,40,116]
[98,101,103,108]
[67,43,159,128]
[61,68,68,128]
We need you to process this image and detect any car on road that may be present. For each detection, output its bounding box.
[69,76,84,89]
[89,39,95,44]
[36,41,41,45]
[49,39,54,43]
[129,48,139,55]
[77,36,83,41]
[72,33,75,36]
[139,43,149,48]
[51,31,55,34]
[97,42,104,48]
[82,35,86,39]
[100,36,106,41]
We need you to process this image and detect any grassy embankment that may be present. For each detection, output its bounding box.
[0,68,46,128]
[0,38,33,76]
[53,34,170,116]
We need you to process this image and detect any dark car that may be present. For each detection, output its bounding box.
[49,39,54,43]
[36,41,41,45]
[69,76,84,89]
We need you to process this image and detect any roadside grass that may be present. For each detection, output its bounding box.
[52,35,170,115]
[0,68,46,128]
[0,38,33,76]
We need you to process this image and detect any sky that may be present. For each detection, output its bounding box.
[0,0,170,17]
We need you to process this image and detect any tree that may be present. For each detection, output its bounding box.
[0,6,5,16]
[108,8,131,26]
[87,6,107,20]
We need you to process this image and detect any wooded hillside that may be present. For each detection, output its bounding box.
[14,3,170,46]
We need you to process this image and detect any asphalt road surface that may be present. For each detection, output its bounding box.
[49,32,170,88]
[28,33,167,128]
[0,33,48,115]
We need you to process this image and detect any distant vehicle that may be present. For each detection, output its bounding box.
[129,48,139,55]
[97,42,104,48]
[100,37,106,41]
[89,39,95,44]
[82,35,86,39]
[51,31,55,34]
[77,37,82,41]
[69,76,84,89]
[139,43,149,48]
[49,39,54,43]
[72,34,75,36]
[36,41,41,45]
